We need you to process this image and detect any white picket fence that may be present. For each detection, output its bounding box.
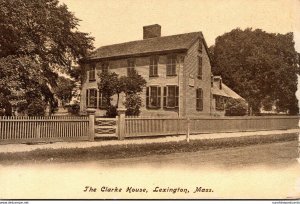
[0,116,90,144]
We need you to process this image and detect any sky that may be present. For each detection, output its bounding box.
[59,0,300,52]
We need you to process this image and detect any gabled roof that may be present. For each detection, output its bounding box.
[212,83,245,100]
[86,32,203,61]
[222,84,244,100]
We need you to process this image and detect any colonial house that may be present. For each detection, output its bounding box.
[79,24,244,117]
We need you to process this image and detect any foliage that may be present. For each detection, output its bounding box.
[210,28,300,115]
[225,98,248,116]
[98,71,119,107]
[27,99,46,116]
[123,69,147,95]
[124,94,142,116]
[0,95,12,116]
[54,76,76,107]
[98,69,146,116]
[67,102,80,116]
[105,105,118,118]
[0,0,94,115]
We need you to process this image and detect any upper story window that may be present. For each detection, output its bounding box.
[149,56,158,77]
[196,88,203,111]
[146,86,161,109]
[127,59,135,76]
[166,55,177,76]
[198,42,202,54]
[89,64,96,81]
[197,56,202,80]
[86,89,97,108]
[163,85,179,109]
[101,62,109,73]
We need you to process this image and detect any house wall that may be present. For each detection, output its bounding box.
[80,54,185,117]
[183,39,212,117]
[80,39,213,117]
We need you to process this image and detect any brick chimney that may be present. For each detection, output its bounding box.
[143,24,161,39]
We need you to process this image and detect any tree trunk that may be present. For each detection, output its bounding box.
[116,93,119,108]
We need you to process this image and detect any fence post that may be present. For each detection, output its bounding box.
[36,123,41,139]
[87,109,96,141]
[186,117,190,143]
[117,108,126,140]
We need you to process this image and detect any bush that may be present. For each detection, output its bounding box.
[225,98,248,116]
[27,99,46,116]
[105,105,118,118]
[0,97,12,116]
[67,103,80,115]
[124,94,142,116]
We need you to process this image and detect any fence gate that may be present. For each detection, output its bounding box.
[94,117,118,139]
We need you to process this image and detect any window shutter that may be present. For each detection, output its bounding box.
[98,91,102,108]
[146,87,149,108]
[157,87,161,108]
[196,89,199,110]
[175,86,179,108]
[93,89,97,108]
[163,87,167,108]
[200,89,203,111]
[86,89,89,107]
[155,56,158,76]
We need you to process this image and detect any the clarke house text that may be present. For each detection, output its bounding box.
[83,186,214,194]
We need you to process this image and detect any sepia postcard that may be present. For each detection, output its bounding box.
[0,0,300,202]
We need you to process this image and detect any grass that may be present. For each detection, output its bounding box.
[0,133,298,164]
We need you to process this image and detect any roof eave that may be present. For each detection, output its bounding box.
[81,48,188,63]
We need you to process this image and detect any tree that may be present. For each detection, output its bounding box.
[98,71,120,108]
[210,28,299,115]
[54,76,76,107]
[27,99,46,116]
[98,69,146,117]
[0,0,94,115]
[122,70,146,116]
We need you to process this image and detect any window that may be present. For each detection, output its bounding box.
[149,56,158,77]
[101,62,109,73]
[146,86,161,108]
[198,56,202,79]
[127,59,135,76]
[89,64,96,81]
[86,89,97,108]
[98,91,107,109]
[196,88,203,111]
[163,85,179,108]
[215,96,225,111]
[166,55,177,76]
[198,42,202,54]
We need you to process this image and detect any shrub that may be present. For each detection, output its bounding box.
[225,98,248,116]
[124,94,142,116]
[105,105,118,118]
[27,99,46,116]
[67,103,80,115]
[0,97,12,116]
